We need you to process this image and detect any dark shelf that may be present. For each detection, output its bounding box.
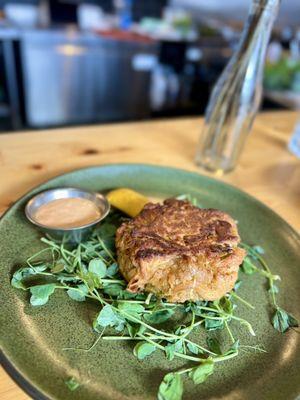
[0,103,10,118]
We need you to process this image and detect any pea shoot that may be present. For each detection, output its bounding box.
[11,207,298,400]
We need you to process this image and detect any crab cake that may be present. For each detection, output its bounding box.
[115,199,246,302]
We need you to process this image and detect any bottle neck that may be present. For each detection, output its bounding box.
[236,0,280,60]
[249,0,280,27]
[253,0,281,11]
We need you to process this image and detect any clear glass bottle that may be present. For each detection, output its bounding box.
[195,0,280,173]
[288,119,300,159]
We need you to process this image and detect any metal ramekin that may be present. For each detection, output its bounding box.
[25,187,110,243]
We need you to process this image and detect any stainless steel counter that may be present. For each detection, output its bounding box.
[18,29,158,127]
[0,28,20,40]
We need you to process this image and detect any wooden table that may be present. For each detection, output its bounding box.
[0,111,299,399]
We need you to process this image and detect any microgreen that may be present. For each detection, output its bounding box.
[11,208,299,399]
[204,314,224,331]
[252,245,265,255]
[67,284,89,302]
[103,283,124,297]
[144,308,175,324]
[11,265,48,289]
[118,302,145,320]
[165,340,184,360]
[241,257,257,275]
[158,373,183,400]
[272,308,299,333]
[65,377,80,391]
[240,242,299,333]
[88,259,107,278]
[30,283,56,306]
[186,342,199,355]
[188,359,214,384]
[176,194,202,208]
[133,341,156,360]
[94,304,125,332]
[106,262,119,277]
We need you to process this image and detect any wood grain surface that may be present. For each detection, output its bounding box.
[0,111,299,399]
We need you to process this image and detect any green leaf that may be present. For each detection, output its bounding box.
[165,344,175,361]
[120,290,145,300]
[133,341,156,360]
[29,283,56,306]
[219,297,233,314]
[189,359,214,384]
[51,263,64,273]
[144,308,174,324]
[253,245,265,255]
[272,308,289,333]
[176,194,202,208]
[272,308,299,333]
[65,377,80,391]
[106,262,119,277]
[158,373,183,400]
[94,304,125,332]
[103,283,124,297]
[165,340,184,360]
[174,340,184,353]
[51,260,66,273]
[117,302,145,320]
[241,257,257,275]
[204,314,224,331]
[174,325,187,336]
[11,268,32,289]
[88,259,107,278]
[127,323,146,338]
[67,284,88,302]
[268,284,279,294]
[83,270,104,290]
[186,342,199,355]
[244,247,259,261]
[287,313,299,328]
[98,223,117,237]
[126,323,136,338]
[233,280,242,291]
[206,337,222,355]
[118,302,145,313]
[11,266,47,289]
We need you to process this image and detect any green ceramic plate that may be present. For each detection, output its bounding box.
[0,164,299,400]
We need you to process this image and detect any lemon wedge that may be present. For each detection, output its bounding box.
[106,188,149,217]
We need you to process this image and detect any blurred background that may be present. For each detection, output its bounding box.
[0,0,299,132]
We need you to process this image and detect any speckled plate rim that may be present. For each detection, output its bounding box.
[0,162,300,400]
[0,352,49,400]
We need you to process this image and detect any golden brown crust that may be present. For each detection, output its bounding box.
[116,199,246,302]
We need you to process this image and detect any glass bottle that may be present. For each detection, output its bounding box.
[288,119,300,159]
[195,0,281,173]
